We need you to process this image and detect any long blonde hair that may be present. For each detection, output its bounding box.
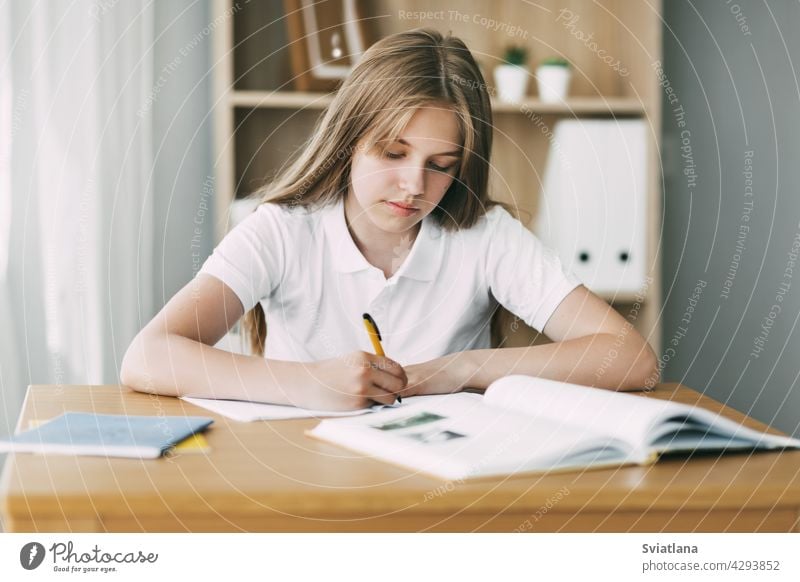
[242,28,511,355]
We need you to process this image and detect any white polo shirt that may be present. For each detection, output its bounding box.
[199,197,582,365]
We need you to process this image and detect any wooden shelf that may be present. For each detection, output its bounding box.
[230,90,645,115]
[230,90,335,109]
[492,96,644,115]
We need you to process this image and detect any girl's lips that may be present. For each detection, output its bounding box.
[385,201,419,216]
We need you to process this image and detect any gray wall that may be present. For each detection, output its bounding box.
[662,1,800,436]
[152,0,214,308]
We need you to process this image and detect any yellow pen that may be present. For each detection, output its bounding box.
[362,313,401,403]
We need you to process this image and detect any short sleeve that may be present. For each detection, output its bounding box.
[484,206,582,331]
[198,203,286,312]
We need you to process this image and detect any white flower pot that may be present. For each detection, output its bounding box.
[494,64,529,103]
[536,65,572,103]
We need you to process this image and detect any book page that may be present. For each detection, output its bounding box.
[309,393,637,480]
[483,376,800,454]
[647,405,800,452]
[483,375,679,450]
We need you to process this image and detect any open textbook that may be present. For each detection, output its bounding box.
[307,375,800,481]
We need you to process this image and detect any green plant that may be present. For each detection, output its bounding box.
[539,56,570,68]
[501,45,528,66]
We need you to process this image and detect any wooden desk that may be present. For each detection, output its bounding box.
[1,384,798,532]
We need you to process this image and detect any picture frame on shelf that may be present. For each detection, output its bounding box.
[283,0,371,92]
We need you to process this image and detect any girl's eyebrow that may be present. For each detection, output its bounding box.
[395,138,462,158]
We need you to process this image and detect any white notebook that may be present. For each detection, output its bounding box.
[181,395,438,422]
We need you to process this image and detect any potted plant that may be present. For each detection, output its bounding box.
[494,45,530,103]
[536,57,572,103]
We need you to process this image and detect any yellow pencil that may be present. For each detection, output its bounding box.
[362,313,401,403]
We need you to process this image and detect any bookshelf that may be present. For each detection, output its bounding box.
[211,0,663,353]
[229,90,646,114]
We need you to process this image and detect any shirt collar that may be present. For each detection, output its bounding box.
[320,197,443,281]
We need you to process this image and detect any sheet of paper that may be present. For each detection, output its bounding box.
[180,395,432,422]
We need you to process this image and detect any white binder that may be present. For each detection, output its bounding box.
[535,119,648,296]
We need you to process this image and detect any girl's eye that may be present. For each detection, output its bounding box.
[383,151,453,172]
[429,162,452,172]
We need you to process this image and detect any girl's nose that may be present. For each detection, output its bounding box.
[398,162,425,197]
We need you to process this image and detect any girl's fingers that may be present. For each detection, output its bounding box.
[370,366,406,400]
[372,355,408,384]
[358,353,406,403]
[366,383,398,406]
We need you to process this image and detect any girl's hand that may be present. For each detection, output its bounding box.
[403,353,471,398]
[299,351,408,411]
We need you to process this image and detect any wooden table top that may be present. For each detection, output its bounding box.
[1,383,799,532]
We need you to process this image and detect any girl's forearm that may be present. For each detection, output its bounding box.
[120,333,314,405]
[456,334,659,392]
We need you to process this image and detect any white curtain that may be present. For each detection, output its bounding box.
[0,1,155,436]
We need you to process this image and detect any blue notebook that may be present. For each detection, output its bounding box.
[0,412,214,459]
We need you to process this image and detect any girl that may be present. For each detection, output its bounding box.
[121,29,658,411]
